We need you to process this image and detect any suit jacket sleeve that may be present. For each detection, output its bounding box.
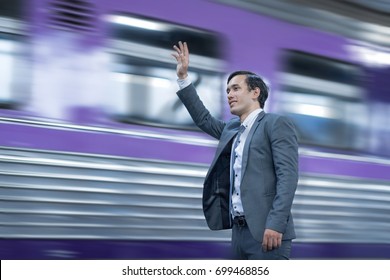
[266,115,299,234]
[177,84,225,140]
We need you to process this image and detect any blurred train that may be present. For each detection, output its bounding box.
[1,0,390,259]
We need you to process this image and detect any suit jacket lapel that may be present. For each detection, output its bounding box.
[204,122,240,182]
[241,111,265,181]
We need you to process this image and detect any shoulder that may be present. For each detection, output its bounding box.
[263,113,297,137]
[264,112,295,126]
[264,112,285,120]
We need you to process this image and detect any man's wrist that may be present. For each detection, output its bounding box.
[178,73,188,80]
[177,75,191,89]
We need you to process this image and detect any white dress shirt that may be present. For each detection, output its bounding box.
[177,76,191,89]
[231,108,262,217]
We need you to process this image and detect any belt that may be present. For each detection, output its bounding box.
[233,216,247,227]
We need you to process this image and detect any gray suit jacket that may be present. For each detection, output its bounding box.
[177,84,298,241]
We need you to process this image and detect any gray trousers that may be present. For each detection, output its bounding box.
[231,223,292,260]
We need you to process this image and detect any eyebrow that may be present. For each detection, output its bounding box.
[226,83,240,93]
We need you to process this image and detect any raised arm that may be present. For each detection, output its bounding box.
[172,42,226,139]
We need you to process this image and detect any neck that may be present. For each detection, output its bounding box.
[239,107,261,123]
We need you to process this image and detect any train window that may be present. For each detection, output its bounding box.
[0,0,30,109]
[0,0,24,19]
[276,50,368,150]
[105,14,225,129]
[0,32,30,109]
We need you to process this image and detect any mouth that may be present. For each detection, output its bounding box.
[229,101,237,107]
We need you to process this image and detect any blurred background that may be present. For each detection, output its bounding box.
[0,0,390,259]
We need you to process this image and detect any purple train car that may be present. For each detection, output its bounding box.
[1,0,390,259]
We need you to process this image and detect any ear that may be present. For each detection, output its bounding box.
[252,87,260,99]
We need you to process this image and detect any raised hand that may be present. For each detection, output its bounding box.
[172,41,189,80]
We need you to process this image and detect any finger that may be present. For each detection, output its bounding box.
[172,43,184,62]
[173,45,181,54]
[267,237,274,251]
[263,236,276,251]
[277,237,282,248]
[171,53,179,61]
[261,238,268,252]
[178,41,184,52]
[183,42,189,56]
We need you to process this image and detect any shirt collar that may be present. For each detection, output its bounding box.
[241,108,262,129]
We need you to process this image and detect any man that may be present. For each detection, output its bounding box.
[172,41,298,259]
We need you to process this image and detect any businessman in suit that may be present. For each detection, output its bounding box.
[172,42,298,259]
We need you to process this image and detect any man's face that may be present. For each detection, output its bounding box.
[226,75,259,118]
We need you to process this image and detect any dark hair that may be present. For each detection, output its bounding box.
[227,70,269,109]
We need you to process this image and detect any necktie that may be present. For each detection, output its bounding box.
[229,125,246,223]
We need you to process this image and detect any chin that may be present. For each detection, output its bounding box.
[229,109,237,116]
[229,107,241,116]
